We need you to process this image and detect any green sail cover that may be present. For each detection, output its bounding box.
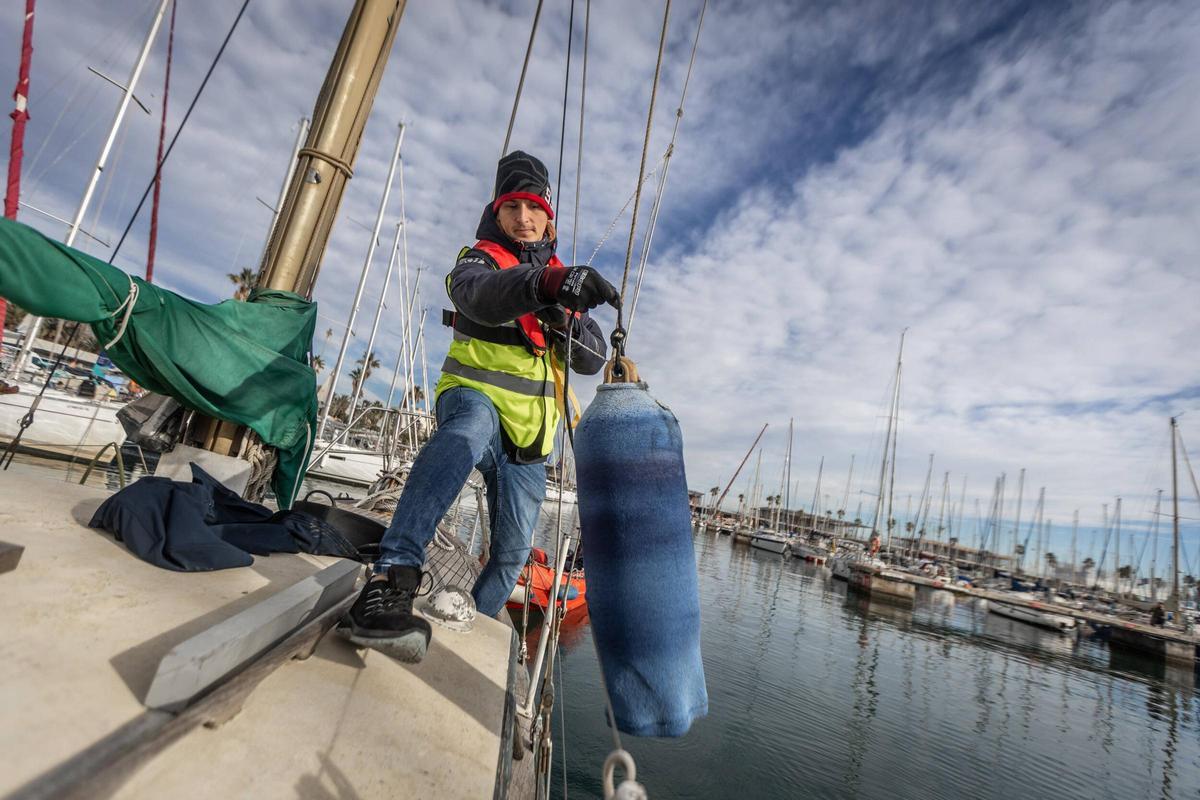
[0,218,316,506]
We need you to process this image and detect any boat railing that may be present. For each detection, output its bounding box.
[76,440,151,490]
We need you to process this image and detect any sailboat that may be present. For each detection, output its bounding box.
[751,420,793,555]
[834,333,913,602]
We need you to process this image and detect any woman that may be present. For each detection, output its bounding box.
[342,151,619,662]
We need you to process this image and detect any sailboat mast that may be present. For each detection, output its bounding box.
[13,0,171,377]
[348,217,403,420]
[712,423,768,516]
[1150,490,1162,601]
[955,475,967,546]
[1011,468,1025,571]
[936,472,949,544]
[783,418,794,530]
[1113,497,1122,596]
[1070,509,1079,585]
[840,454,855,524]
[4,0,34,221]
[418,306,431,416]
[750,448,762,528]
[1171,416,1181,611]
[809,455,823,533]
[316,121,404,442]
[885,336,903,554]
[1,0,35,333]
[145,0,177,283]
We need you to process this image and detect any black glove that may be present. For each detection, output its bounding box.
[535,305,570,329]
[536,266,621,312]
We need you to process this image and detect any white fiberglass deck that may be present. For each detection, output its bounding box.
[0,469,517,799]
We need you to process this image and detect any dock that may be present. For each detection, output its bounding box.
[0,470,529,799]
[871,569,1200,666]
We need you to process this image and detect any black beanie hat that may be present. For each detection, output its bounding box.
[492,150,554,219]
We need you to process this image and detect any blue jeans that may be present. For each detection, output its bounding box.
[376,386,546,617]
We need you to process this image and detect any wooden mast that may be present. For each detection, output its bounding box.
[196,0,408,467]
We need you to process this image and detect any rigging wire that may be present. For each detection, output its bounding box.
[108,0,253,264]
[616,0,672,330]
[501,0,545,159]
[625,0,708,339]
[583,155,665,267]
[570,0,590,266]
[554,0,576,215]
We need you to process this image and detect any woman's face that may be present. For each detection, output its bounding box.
[496,198,549,242]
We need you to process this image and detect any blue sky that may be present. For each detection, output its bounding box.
[2,0,1198,574]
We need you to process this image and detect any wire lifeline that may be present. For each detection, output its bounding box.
[501,0,545,159]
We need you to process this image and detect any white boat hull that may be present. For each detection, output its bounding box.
[987,600,1077,632]
[306,444,387,486]
[750,534,790,555]
[0,386,125,460]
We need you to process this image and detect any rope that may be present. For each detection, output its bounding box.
[296,146,354,179]
[101,279,139,349]
[108,0,252,264]
[501,0,545,158]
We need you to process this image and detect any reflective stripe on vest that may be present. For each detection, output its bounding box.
[441,355,555,397]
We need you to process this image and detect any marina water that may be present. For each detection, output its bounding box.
[538,527,1198,799]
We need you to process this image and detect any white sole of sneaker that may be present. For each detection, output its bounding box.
[338,626,429,663]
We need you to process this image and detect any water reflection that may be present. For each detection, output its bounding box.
[552,535,1200,799]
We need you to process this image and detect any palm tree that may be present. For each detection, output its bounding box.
[312,354,325,373]
[404,384,425,408]
[227,268,256,301]
[355,351,381,380]
[349,352,381,398]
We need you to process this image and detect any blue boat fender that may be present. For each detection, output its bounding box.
[575,379,708,737]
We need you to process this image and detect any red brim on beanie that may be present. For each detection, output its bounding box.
[492,191,554,220]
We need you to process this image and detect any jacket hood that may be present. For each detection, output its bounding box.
[475,204,557,269]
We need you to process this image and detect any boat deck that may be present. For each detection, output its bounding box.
[0,470,522,799]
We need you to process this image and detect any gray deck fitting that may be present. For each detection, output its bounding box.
[0,541,24,574]
[144,560,361,711]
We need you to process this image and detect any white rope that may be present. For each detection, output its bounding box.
[102,278,139,350]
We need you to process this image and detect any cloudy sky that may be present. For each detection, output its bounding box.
[2,0,1198,571]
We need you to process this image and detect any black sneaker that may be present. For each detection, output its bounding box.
[341,565,433,663]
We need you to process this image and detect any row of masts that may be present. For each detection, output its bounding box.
[708,329,1194,611]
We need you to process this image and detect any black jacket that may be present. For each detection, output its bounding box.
[446,206,607,375]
